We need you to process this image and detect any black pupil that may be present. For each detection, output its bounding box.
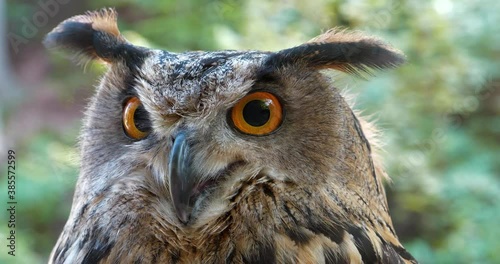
[243,100,271,127]
[133,105,151,132]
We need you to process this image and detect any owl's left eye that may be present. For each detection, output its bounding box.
[230,91,283,136]
[122,97,151,140]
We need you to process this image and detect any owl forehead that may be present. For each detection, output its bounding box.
[136,49,270,116]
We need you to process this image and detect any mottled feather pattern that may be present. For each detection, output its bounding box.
[45,8,417,264]
[52,174,416,263]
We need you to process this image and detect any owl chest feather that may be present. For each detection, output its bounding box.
[52,179,415,264]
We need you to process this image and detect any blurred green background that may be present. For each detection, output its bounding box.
[0,0,499,263]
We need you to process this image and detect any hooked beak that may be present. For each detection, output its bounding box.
[168,132,199,224]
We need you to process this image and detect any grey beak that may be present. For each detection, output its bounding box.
[168,132,198,224]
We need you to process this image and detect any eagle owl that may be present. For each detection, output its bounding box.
[45,8,417,264]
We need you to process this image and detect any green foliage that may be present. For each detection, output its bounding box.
[87,0,246,51]
[4,0,499,262]
[0,133,78,263]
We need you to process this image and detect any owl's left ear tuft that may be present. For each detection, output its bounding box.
[264,28,406,76]
[43,8,146,67]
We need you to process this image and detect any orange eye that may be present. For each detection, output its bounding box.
[123,97,150,140]
[230,91,283,136]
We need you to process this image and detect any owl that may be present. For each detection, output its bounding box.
[44,8,417,264]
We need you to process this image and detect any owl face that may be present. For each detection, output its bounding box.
[80,47,356,225]
[45,9,404,228]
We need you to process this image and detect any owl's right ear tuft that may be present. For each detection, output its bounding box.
[43,8,146,67]
[262,28,406,77]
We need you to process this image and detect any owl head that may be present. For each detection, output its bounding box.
[45,8,411,263]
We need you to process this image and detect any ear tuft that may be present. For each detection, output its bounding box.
[43,8,146,67]
[83,8,121,38]
[265,28,406,76]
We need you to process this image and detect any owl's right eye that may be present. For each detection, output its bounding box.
[122,97,151,140]
[230,91,283,136]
